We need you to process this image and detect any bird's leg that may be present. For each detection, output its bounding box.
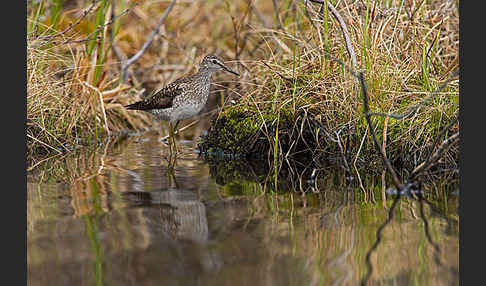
[168,122,175,154]
[167,163,179,188]
[174,120,180,133]
[171,120,180,153]
[167,153,176,175]
[167,122,177,168]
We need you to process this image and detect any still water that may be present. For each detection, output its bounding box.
[27,127,459,286]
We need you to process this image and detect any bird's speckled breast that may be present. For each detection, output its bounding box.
[150,75,211,122]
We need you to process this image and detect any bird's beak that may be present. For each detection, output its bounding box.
[219,63,240,76]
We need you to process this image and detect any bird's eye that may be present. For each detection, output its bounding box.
[212,60,217,64]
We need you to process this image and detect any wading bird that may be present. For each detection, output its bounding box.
[125,54,239,154]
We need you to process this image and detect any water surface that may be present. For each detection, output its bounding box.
[27,129,459,286]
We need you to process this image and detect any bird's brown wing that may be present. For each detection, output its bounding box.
[125,81,184,111]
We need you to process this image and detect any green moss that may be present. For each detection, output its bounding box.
[198,105,299,157]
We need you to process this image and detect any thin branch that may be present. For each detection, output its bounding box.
[311,49,401,190]
[27,152,66,172]
[335,128,352,178]
[261,61,293,82]
[34,0,98,41]
[251,3,290,55]
[410,132,459,178]
[359,71,403,190]
[41,1,140,47]
[409,115,458,178]
[27,134,63,155]
[307,0,358,69]
[121,0,177,83]
[303,51,394,185]
[326,1,357,69]
[237,1,254,59]
[303,10,459,283]
[303,0,319,28]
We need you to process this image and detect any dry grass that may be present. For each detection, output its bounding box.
[27,39,151,159]
[205,0,459,169]
[27,0,459,169]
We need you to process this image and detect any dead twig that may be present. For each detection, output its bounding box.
[308,0,357,69]
[410,131,459,179]
[317,49,458,285]
[34,0,98,41]
[335,128,353,179]
[261,61,293,82]
[358,71,403,190]
[251,3,291,55]
[409,115,458,179]
[381,113,390,207]
[27,133,63,155]
[303,0,323,43]
[313,50,402,190]
[40,1,140,47]
[121,0,177,83]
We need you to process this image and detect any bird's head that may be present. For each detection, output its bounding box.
[200,54,239,76]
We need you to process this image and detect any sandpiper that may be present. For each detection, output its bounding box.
[125,54,239,153]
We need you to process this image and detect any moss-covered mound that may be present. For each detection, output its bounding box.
[198,102,458,182]
[198,106,326,161]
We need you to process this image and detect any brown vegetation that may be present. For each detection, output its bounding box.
[27,0,459,176]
